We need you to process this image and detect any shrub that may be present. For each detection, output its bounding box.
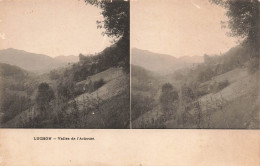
[211,80,230,93]
[93,79,105,90]
[85,79,105,93]
[160,83,179,116]
[36,83,55,114]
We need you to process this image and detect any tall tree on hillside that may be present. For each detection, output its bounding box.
[36,83,55,119]
[84,0,130,72]
[85,0,129,39]
[159,83,179,118]
[210,0,259,60]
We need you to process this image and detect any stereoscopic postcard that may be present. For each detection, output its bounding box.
[0,0,259,165]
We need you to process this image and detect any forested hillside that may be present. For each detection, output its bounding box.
[131,44,259,129]
[0,0,130,128]
[0,38,129,128]
[131,0,259,129]
[0,63,37,124]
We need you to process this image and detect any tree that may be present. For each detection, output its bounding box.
[84,0,130,72]
[85,0,129,39]
[177,84,197,127]
[210,0,259,59]
[36,83,55,118]
[180,84,195,103]
[159,83,179,117]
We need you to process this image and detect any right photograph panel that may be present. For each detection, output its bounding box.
[130,0,260,129]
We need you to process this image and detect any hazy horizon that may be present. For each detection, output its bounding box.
[0,47,81,57]
[0,0,112,57]
[131,0,239,57]
[132,47,220,58]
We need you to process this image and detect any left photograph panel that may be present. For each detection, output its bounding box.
[0,0,130,128]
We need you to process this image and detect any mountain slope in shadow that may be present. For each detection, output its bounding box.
[0,48,67,73]
[131,48,203,75]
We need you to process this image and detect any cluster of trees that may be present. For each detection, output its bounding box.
[185,46,249,85]
[131,93,155,122]
[73,38,129,82]
[24,83,130,128]
[53,44,125,103]
[135,83,197,128]
[148,83,203,128]
[0,63,35,124]
[156,82,229,128]
[204,46,249,70]
[84,79,105,94]
[159,83,179,118]
[134,79,257,129]
[35,83,55,119]
[1,92,32,123]
[85,0,129,72]
[85,0,129,39]
[211,0,259,72]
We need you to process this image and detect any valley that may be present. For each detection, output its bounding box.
[0,38,130,128]
[131,47,260,129]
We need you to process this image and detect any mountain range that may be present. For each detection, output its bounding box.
[0,48,78,73]
[131,48,203,74]
[0,47,203,74]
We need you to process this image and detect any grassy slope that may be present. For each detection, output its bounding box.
[132,64,259,129]
[164,67,259,129]
[2,67,130,128]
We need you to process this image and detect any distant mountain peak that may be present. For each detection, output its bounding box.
[131,48,203,75]
[0,48,66,73]
[132,48,177,59]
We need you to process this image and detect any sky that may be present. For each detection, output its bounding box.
[131,0,238,57]
[0,0,111,57]
[0,0,240,58]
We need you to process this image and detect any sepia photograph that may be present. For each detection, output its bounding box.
[0,0,259,130]
[0,0,259,165]
[131,0,260,129]
[0,0,130,128]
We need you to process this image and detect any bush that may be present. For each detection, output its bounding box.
[93,79,105,90]
[36,83,55,112]
[160,83,179,116]
[85,79,105,93]
[210,80,230,93]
